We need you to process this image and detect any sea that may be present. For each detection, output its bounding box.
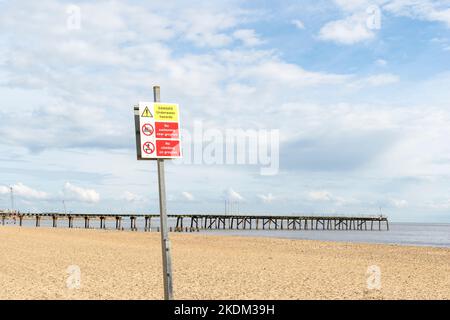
[202,222,450,248]
[3,218,450,248]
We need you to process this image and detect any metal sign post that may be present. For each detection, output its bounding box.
[134,86,179,300]
[153,86,174,300]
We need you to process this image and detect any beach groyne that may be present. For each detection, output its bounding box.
[0,213,389,232]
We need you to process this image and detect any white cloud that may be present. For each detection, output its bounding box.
[257,193,275,204]
[332,0,450,30]
[291,19,305,29]
[390,198,408,208]
[181,191,195,201]
[426,199,450,210]
[64,182,100,203]
[122,191,144,203]
[5,183,50,200]
[308,190,334,202]
[351,73,400,87]
[319,14,375,44]
[179,9,239,47]
[375,59,387,66]
[333,0,370,12]
[239,59,350,87]
[224,188,244,202]
[0,186,9,195]
[383,0,450,28]
[233,29,264,46]
[307,190,349,206]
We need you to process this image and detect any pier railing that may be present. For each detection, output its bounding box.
[0,213,389,232]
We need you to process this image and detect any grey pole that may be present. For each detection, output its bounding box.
[10,187,14,213]
[154,86,174,300]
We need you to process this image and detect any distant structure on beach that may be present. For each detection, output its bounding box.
[0,212,389,232]
[0,209,18,214]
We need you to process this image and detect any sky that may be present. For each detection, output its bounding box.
[1,0,450,222]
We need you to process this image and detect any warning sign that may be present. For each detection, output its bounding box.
[156,122,179,139]
[142,106,153,118]
[136,102,182,159]
[154,103,178,121]
[156,140,180,157]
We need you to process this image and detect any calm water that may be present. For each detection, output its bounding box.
[202,223,450,248]
[4,218,450,248]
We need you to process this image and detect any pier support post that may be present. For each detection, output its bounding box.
[145,216,149,231]
[133,217,137,231]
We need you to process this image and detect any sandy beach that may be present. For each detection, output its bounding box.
[0,226,448,300]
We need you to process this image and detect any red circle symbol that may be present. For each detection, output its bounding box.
[143,141,155,155]
[142,123,154,136]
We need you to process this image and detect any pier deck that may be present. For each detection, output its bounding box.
[0,213,389,232]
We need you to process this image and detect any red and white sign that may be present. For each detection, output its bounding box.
[155,122,179,139]
[138,102,182,159]
[156,140,180,157]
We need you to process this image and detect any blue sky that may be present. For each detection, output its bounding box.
[1,0,450,222]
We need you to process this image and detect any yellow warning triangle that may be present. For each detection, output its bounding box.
[142,107,153,118]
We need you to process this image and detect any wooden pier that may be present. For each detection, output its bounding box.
[0,213,389,232]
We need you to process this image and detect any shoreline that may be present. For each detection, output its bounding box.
[1,222,449,248]
[1,226,449,300]
[201,230,450,248]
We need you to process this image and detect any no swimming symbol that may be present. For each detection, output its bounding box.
[142,123,154,136]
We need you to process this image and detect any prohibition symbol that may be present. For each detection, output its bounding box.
[143,141,155,155]
[142,123,154,136]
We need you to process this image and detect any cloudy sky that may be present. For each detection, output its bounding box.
[1,0,450,222]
